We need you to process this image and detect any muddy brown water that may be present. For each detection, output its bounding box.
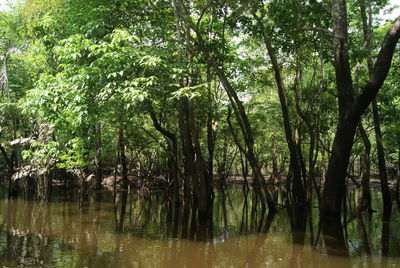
[0,187,399,267]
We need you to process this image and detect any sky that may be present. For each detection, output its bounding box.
[380,0,400,21]
[0,0,14,12]
[0,0,13,12]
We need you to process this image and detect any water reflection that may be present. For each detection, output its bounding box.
[0,188,399,267]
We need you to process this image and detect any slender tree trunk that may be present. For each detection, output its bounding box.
[172,0,213,215]
[118,128,128,190]
[253,12,307,204]
[226,106,271,211]
[178,99,193,208]
[206,65,216,201]
[359,0,392,215]
[178,96,212,216]
[184,2,212,216]
[182,1,275,211]
[94,123,103,190]
[357,123,372,212]
[372,100,392,214]
[148,104,180,205]
[188,99,212,218]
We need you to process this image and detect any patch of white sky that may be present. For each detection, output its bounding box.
[380,0,400,22]
[0,0,17,12]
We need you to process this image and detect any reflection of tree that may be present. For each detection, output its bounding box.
[0,187,398,266]
[357,214,371,255]
[242,210,276,267]
[321,215,350,258]
[381,210,391,267]
[114,191,128,232]
[239,191,249,233]
[0,200,60,266]
[287,205,307,267]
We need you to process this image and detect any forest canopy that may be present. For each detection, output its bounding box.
[0,0,399,219]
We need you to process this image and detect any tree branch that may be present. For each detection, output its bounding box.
[226,107,246,155]
[147,102,176,142]
[296,27,333,37]
[353,16,400,119]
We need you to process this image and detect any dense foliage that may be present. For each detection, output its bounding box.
[0,0,399,217]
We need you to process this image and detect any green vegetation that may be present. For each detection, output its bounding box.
[0,0,399,256]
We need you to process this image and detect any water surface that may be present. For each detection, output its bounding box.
[0,188,399,267]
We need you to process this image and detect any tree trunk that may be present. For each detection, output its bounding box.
[94,123,103,190]
[320,0,400,217]
[188,99,212,218]
[206,65,216,201]
[148,103,180,205]
[173,0,213,215]
[357,123,372,212]
[178,1,274,210]
[359,0,392,215]
[118,128,128,190]
[321,118,358,216]
[253,12,307,204]
[178,99,194,208]
[372,100,392,214]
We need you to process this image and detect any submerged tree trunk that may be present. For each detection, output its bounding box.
[172,0,213,215]
[148,103,180,205]
[206,65,217,202]
[115,191,128,232]
[178,99,193,208]
[359,0,392,216]
[94,123,103,190]
[118,128,128,190]
[372,100,392,215]
[178,96,212,218]
[357,123,372,213]
[253,12,307,205]
[213,56,274,211]
[221,66,275,210]
[178,0,275,211]
[320,0,400,217]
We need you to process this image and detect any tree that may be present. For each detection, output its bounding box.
[320,0,400,217]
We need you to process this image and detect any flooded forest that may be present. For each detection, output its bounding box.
[0,0,399,267]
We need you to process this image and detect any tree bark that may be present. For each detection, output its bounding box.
[215,67,274,211]
[148,103,180,205]
[118,128,128,190]
[94,123,103,190]
[320,0,400,216]
[357,123,372,212]
[253,12,307,204]
[372,100,392,215]
[177,99,211,216]
[181,2,213,216]
[184,4,275,211]
[359,0,392,215]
